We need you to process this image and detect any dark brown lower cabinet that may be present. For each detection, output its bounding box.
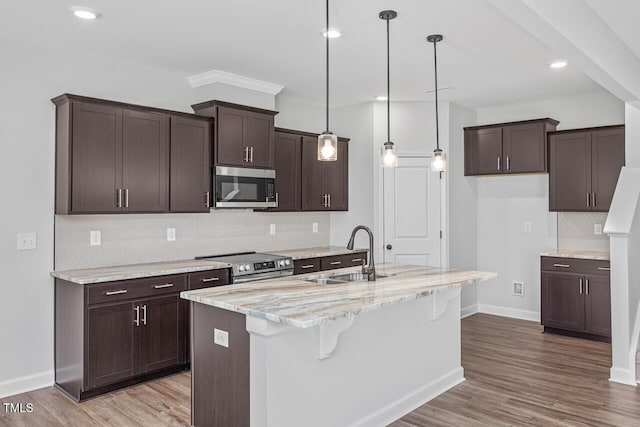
[292,251,368,275]
[541,257,610,341]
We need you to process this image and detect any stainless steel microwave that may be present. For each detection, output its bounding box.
[214,166,277,208]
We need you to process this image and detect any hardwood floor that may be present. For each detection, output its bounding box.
[1,314,639,426]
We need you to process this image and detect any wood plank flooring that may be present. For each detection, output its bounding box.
[1,314,639,426]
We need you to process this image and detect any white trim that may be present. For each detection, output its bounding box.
[477,303,540,322]
[0,370,54,399]
[461,304,478,319]
[609,367,637,386]
[349,367,464,427]
[187,69,284,95]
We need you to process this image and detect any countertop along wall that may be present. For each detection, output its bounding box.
[474,90,625,321]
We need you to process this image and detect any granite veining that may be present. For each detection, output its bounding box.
[181,264,496,328]
[540,250,610,261]
[268,246,368,260]
[51,259,232,285]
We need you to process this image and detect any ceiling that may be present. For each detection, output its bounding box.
[0,0,623,108]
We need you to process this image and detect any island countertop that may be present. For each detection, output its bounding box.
[181,264,496,328]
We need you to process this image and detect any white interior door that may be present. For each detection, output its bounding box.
[383,156,441,267]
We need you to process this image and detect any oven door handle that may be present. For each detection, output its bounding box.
[232,269,294,284]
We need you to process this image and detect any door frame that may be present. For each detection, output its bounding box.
[377,152,448,268]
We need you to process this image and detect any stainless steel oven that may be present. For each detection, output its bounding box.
[214,166,276,209]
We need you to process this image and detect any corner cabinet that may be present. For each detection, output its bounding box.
[191,100,277,169]
[549,125,625,212]
[540,256,611,341]
[464,118,559,176]
[53,94,213,214]
[302,136,349,211]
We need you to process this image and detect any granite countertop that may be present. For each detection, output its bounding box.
[51,259,232,285]
[181,264,496,328]
[268,246,368,260]
[540,250,610,261]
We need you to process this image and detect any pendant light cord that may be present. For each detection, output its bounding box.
[433,39,440,151]
[325,0,330,133]
[386,17,390,143]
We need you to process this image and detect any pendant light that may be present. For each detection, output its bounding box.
[428,34,446,172]
[379,10,398,168]
[318,0,338,161]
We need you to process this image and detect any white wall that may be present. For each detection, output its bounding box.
[626,102,640,167]
[474,91,625,320]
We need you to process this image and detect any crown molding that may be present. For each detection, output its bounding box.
[187,69,285,95]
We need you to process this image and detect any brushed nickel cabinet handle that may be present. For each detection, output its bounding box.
[586,279,590,295]
[597,267,610,271]
[250,146,254,162]
[125,189,129,208]
[153,283,174,289]
[586,192,590,208]
[301,264,315,269]
[328,193,331,208]
[134,305,140,327]
[275,192,279,206]
[593,192,597,208]
[497,157,501,171]
[579,279,583,295]
[243,147,249,162]
[330,261,342,265]
[352,258,363,263]
[205,191,210,208]
[506,156,510,171]
[117,188,122,208]
[105,289,128,296]
[553,263,570,268]
[201,277,220,283]
[142,304,147,326]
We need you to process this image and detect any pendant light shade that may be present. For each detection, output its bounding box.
[427,34,446,172]
[318,0,338,161]
[379,10,398,168]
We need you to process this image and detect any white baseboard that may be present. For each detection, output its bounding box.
[0,371,54,399]
[477,304,540,322]
[461,304,478,319]
[350,367,465,427]
[609,367,638,387]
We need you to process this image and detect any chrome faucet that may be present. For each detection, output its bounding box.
[346,225,376,281]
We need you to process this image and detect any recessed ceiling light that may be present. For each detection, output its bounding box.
[71,7,100,20]
[376,96,388,101]
[322,28,341,39]
[550,61,567,69]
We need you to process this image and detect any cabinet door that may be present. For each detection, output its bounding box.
[549,132,592,211]
[71,102,123,213]
[246,111,274,168]
[464,127,503,175]
[541,272,585,332]
[138,295,185,373]
[272,132,301,211]
[216,106,247,166]
[86,302,137,388]
[122,109,169,212]
[323,140,348,210]
[591,128,625,212]
[301,136,326,211]
[502,122,545,173]
[585,274,611,337]
[170,116,212,212]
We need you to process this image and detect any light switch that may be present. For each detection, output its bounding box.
[167,228,176,241]
[523,222,532,233]
[90,230,101,246]
[214,328,229,348]
[17,233,37,250]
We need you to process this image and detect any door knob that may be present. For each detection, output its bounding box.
[386,244,392,250]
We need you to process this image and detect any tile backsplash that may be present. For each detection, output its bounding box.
[557,212,609,252]
[55,211,330,270]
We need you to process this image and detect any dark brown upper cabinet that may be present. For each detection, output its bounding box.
[53,94,213,214]
[169,116,212,213]
[270,130,302,211]
[464,118,558,176]
[549,125,624,212]
[191,100,277,169]
[301,136,349,211]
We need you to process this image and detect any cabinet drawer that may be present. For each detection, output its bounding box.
[320,253,368,271]
[541,257,610,275]
[188,269,231,290]
[293,258,320,275]
[87,274,187,305]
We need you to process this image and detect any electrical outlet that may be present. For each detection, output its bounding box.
[513,281,525,297]
[167,228,176,241]
[17,233,37,250]
[594,224,602,235]
[312,222,318,233]
[269,224,276,235]
[214,328,229,348]
[523,222,532,233]
[90,230,101,246]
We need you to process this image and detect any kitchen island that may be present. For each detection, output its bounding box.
[181,264,496,427]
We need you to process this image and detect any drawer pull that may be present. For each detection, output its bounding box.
[352,258,363,263]
[201,277,220,283]
[330,261,342,265]
[301,264,316,269]
[153,283,174,289]
[597,267,610,271]
[105,290,128,296]
[553,264,570,268]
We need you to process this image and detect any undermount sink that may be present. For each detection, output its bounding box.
[305,272,394,285]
